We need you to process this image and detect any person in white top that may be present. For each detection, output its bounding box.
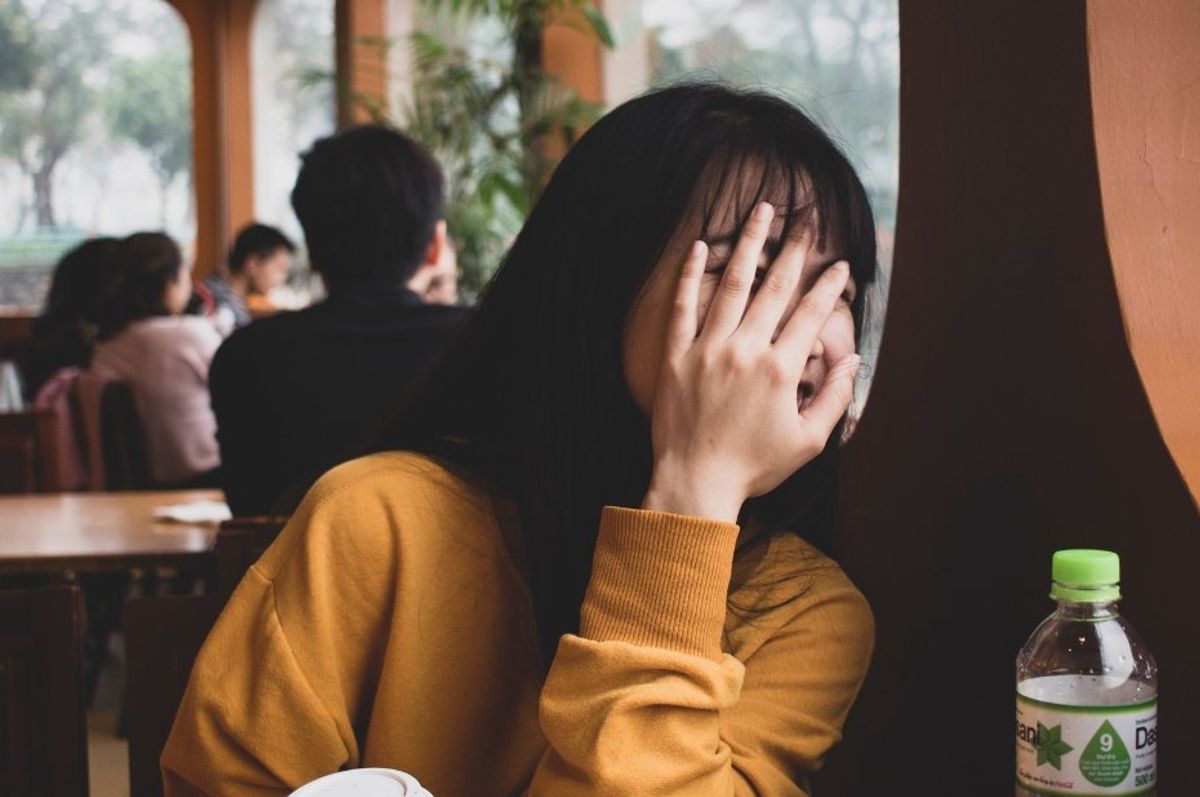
[90,232,222,486]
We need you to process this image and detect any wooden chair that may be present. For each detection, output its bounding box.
[97,381,151,491]
[214,516,288,592]
[0,586,88,796]
[124,516,286,796]
[123,593,228,797]
[0,409,63,493]
[75,375,151,491]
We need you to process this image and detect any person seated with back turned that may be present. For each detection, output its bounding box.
[19,236,119,401]
[209,124,471,516]
[90,232,222,487]
[200,222,296,335]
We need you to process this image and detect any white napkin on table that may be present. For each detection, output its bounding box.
[152,501,233,526]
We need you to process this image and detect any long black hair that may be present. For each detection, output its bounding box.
[376,83,879,661]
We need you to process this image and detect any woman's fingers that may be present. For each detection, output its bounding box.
[664,240,708,359]
[773,260,850,365]
[700,201,774,341]
[740,229,811,341]
[799,353,861,437]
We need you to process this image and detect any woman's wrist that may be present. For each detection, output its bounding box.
[642,465,744,522]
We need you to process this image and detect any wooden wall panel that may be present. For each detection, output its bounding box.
[814,2,1200,794]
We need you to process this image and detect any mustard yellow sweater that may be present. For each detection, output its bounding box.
[162,452,873,796]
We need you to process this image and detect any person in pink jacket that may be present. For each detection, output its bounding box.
[90,232,221,486]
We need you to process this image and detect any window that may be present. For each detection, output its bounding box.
[640,0,897,263]
[0,0,192,309]
[251,0,336,246]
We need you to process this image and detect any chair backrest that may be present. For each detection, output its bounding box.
[214,516,288,592]
[99,381,150,490]
[0,409,63,494]
[0,586,88,797]
[74,374,150,491]
[31,366,89,491]
[124,593,228,797]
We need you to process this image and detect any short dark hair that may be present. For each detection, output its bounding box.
[98,232,183,339]
[227,223,295,273]
[290,125,444,291]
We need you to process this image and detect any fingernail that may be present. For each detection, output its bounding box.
[834,260,850,273]
[755,202,774,222]
[692,240,707,258]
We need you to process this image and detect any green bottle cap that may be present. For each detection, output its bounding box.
[1050,549,1121,602]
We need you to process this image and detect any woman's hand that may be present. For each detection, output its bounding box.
[642,202,861,522]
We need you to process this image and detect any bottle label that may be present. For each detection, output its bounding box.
[1015,694,1157,796]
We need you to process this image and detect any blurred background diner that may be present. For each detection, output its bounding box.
[0,0,1197,796]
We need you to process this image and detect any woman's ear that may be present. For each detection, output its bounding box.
[426,219,448,266]
[408,220,448,295]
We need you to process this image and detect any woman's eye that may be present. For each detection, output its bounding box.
[706,265,765,287]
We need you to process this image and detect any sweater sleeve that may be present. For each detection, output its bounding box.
[161,472,401,795]
[529,507,873,796]
[161,568,348,796]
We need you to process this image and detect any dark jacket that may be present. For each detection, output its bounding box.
[209,285,470,515]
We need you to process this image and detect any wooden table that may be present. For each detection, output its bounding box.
[0,490,225,574]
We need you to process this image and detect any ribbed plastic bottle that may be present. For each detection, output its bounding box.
[1015,550,1157,796]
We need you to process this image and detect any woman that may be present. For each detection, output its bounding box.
[164,84,879,795]
[19,236,118,401]
[90,232,221,486]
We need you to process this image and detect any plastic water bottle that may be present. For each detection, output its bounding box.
[1015,550,1157,796]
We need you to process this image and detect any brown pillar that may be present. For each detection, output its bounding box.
[541,1,650,110]
[335,0,388,128]
[811,2,1200,795]
[168,0,258,279]
[542,10,604,106]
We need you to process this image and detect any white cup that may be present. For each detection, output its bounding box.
[288,768,433,797]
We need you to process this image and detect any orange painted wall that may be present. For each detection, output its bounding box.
[1088,1,1200,505]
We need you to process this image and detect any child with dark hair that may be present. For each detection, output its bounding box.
[168,84,878,794]
[209,125,471,515]
[90,232,221,486]
[200,222,296,334]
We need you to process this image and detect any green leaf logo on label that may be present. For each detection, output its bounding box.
[1034,722,1074,770]
[1079,720,1132,787]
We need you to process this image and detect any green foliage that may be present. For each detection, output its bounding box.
[0,0,190,233]
[0,0,126,229]
[307,0,612,295]
[0,1,38,92]
[106,49,193,198]
[0,0,154,230]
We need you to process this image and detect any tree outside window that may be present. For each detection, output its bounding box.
[0,0,192,309]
